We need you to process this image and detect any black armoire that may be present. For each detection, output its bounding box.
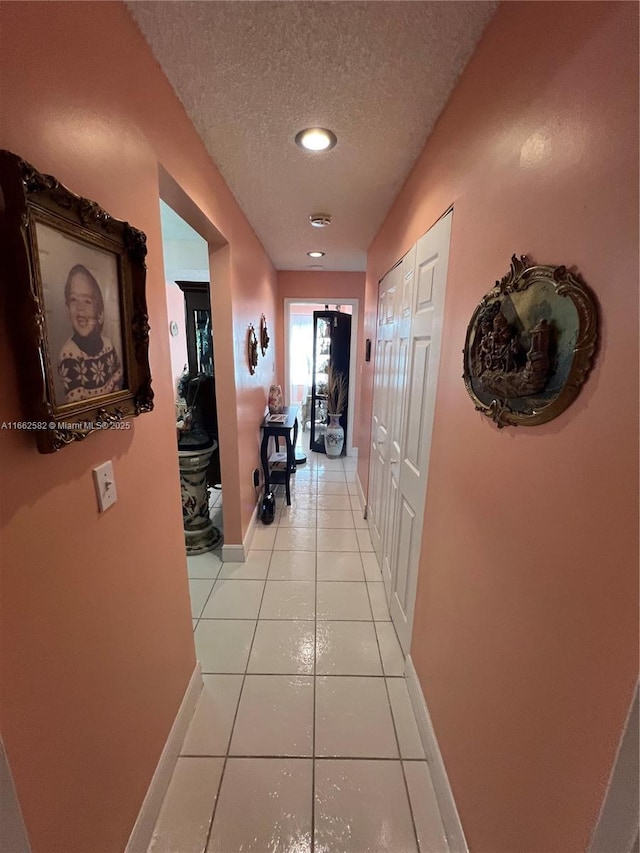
[310,309,351,454]
[176,281,221,486]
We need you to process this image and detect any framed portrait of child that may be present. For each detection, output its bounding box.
[0,150,154,453]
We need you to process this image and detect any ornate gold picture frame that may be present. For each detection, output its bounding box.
[463,255,598,427]
[0,150,154,452]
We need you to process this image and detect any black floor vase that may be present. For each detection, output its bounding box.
[260,491,275,525]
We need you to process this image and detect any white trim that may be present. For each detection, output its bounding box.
[243,500,258,553]
[284,297,359,457]
[589,683,639,853]
[221,501,258,562]
[404,655,468,853]
[125,663,202,853]
[221,543,245,562]
[0,738,31,853]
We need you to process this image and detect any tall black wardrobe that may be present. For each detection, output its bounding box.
[309,309,351,454]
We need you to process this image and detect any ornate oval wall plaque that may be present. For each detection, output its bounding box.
[463,255,598,427]
[260,313,270,356]
[247,323,258,375]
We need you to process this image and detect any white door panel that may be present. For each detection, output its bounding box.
[379,259,410,591]
[368,443,384,556]
[382,462,399,599]
[368,211,451,653]
[389,211,452,654]
[369,331,384,558]
[368,264,399,563]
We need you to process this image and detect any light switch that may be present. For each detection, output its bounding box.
[93,461,117,512]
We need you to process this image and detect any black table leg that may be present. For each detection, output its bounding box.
[284,434,294,505]
[260,431,270,494]
[293,414,307,465]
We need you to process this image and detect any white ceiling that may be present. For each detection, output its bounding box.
[129,1,496,272]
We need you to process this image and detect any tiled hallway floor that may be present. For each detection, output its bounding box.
[149,452,449,853]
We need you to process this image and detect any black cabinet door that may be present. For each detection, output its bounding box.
[310,311,351,454]
[176,281,220,484]
[176,281,214,377]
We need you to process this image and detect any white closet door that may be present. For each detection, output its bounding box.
[389,211,452,654]
[368,263,400,566]
[381,245,416,600]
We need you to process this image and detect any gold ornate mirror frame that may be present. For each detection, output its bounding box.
[463,255,599,428]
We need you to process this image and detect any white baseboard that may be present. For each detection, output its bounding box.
[0,738,31,853]
[589,682,639,853]
[221,501,259,562]
[221,543,245,562]
[125,663,202,853]
[405,655,468,853]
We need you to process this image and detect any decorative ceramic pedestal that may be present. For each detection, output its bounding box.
[325,413,345,457]
[178,442,220,555]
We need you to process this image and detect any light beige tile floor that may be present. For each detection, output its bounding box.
[149,448,449,853]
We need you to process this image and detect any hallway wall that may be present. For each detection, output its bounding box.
[358,3,639,852]
[0,2,277,851]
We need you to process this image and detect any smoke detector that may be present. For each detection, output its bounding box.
[309,213,332,228]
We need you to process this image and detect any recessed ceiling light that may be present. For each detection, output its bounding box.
[309,214,332,228]
[308,265,324,270]
[295,127,337,152]
[307,251,325,258]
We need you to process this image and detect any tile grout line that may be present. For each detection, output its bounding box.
[189,555,224,632]
[192,452,417,850]
[181,752,428,762]
[310,457,320,853]
[296,434,318,852]
[201,549,271,853]
[364,576,389,681]
[198,615,382,622]
[198,670,403,678]
[398,714,423,852]
[316,455,349,847]
[194,561,223,620]
[365,556,423,852]
[386,668,423,852]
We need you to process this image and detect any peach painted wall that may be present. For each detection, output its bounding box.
[228,248,279,531]
[276,271,366,425]
[360,3,639,852]
[0,2,276,851]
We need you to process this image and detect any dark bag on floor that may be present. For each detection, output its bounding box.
[260,491,275,525]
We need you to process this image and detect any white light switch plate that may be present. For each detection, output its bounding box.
[93,461,117,512]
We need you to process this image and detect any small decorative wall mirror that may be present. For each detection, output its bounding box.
[247,324,258,375]
[260,314,270,356]
[463,255,598,427]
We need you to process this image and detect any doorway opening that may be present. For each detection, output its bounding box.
[159,200,223,542]
[284,299,359,457]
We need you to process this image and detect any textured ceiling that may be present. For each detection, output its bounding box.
[128,1,496,271]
